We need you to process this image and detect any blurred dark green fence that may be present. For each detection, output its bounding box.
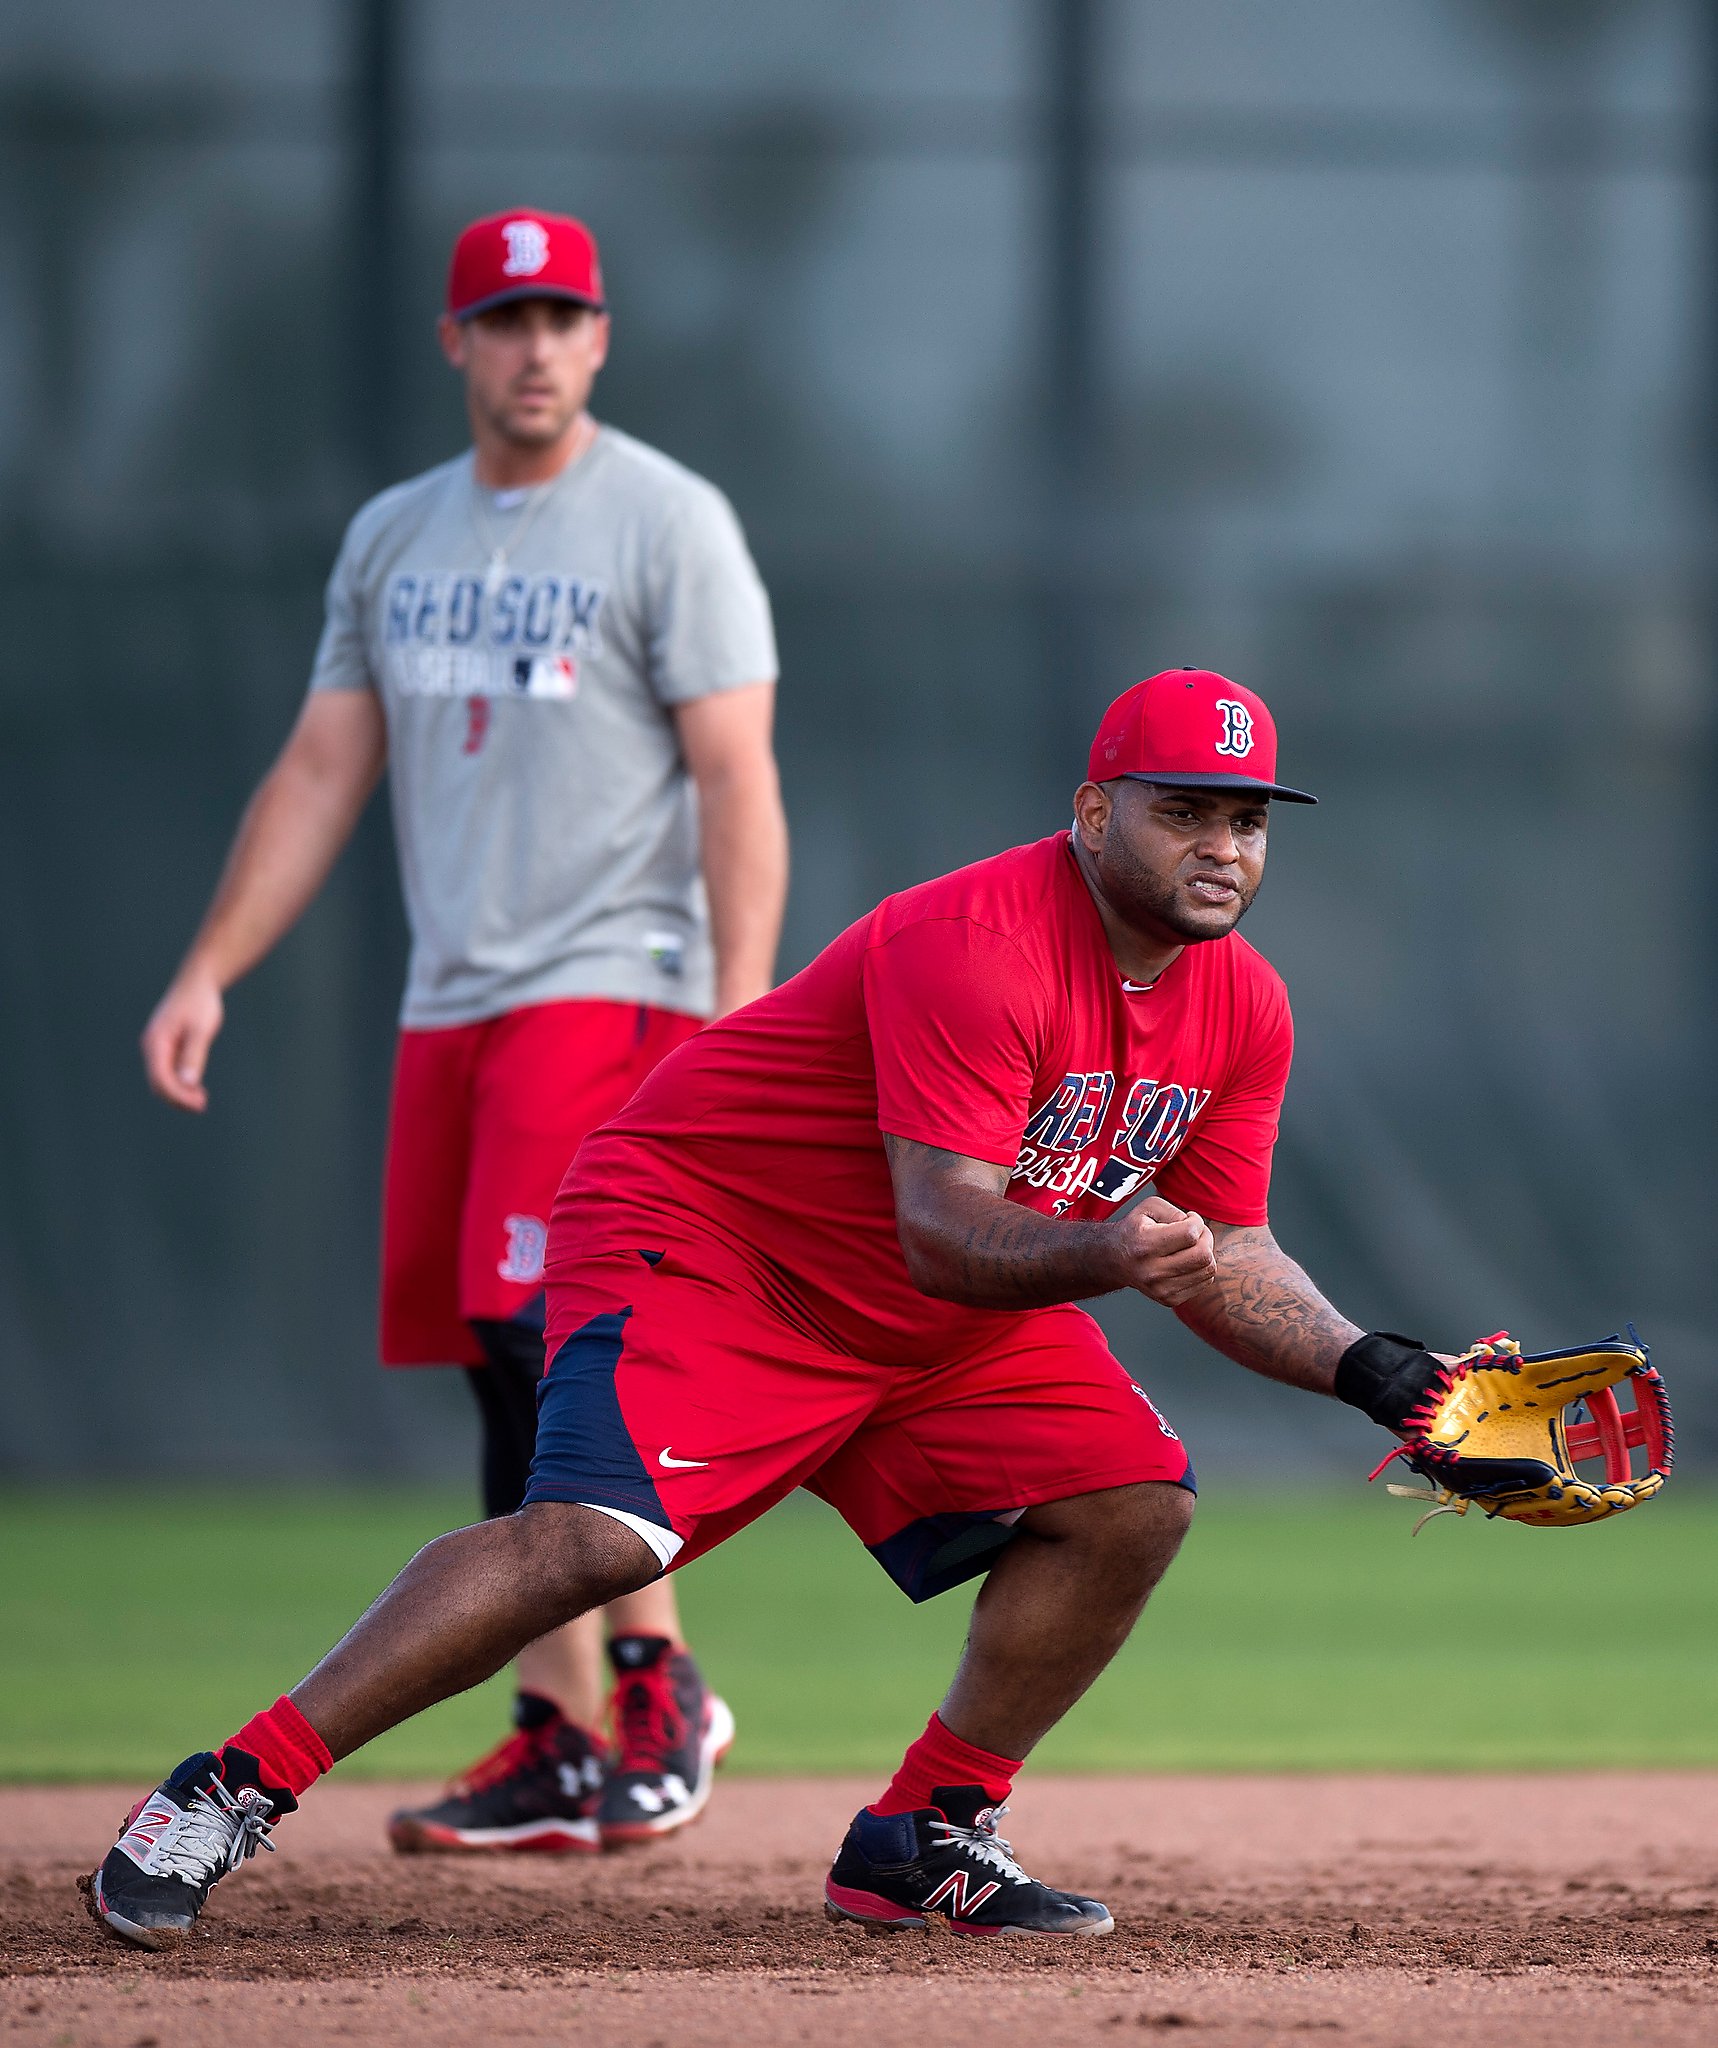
[2,0,1714,1479]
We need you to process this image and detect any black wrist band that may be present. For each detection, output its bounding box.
[1334,1330,1438,1431]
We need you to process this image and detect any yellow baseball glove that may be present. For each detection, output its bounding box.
[1368,1331,1673,1532]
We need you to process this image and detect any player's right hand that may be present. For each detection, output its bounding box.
[141,970,224,1112]
[1113,1196,1217,1307]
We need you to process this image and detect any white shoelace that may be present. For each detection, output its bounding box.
[929,1805,1033,1886]
[157,1779,278,1883]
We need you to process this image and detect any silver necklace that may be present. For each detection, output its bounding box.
[470,473,561,595]
[469,422,595,594]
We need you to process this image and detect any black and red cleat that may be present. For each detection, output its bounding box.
[597,1635,735,1847]
[824,1787,1114,1937]
[388,1700,607,1854]
[82,1748,293,1950]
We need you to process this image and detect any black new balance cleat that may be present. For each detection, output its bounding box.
[388,1703,607,1854]
[597,1635,735,1847]
[81,1749,292,1951]
[824,1787,1114,1938]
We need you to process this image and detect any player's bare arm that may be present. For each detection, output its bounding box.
[888,1142,1388,1397]
[885,1134,1218,1310]
[1174,1224,1473,1432]
[1170,1221,1362,1395]
[141,689,386,1111]
[674,681,788,1016]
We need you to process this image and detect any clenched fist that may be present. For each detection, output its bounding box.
[1108,1195,1217,1307]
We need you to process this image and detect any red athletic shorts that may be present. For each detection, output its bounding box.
[527,1233,1195,1602]
[379,1001,701,1366]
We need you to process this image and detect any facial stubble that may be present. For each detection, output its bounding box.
[1104,831,1259,946]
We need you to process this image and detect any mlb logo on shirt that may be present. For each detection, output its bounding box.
[1089,1158,1147,1203]
[510,654,579,699]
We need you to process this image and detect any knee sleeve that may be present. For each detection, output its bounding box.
[465,1317,547,1519]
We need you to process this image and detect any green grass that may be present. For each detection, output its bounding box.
[3,1485,1714,1779]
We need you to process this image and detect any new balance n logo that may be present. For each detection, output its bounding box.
[920,1869,1001,1919]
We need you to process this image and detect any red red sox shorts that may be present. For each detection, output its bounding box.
[379,1000,701,1366]
[526,1232,1195,1602]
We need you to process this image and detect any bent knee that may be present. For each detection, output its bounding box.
[1105,1477,1195,1552]
[1023,1478,1195,1560]
[1149,1476,1197,1535]
[1093,1481,1193,1591]
[511,1501,660,1608]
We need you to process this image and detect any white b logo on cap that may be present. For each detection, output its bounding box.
[1214,699,1255,758]
[501,220,551,276]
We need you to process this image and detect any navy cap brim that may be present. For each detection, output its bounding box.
[1117,770,1318,806]
[454,284,607,321]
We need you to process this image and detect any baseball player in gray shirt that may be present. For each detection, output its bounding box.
[141,208,788,1854]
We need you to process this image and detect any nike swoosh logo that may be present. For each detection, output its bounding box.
[658,1448,709,1469]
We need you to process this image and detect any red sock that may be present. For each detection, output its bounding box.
[222,1695,333,1801]
[870,1712,1022,1817]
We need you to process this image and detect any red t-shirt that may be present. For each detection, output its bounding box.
[555,832,1292,1365]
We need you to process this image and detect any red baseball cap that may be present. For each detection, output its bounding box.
[1087,669,1317,804]
[446,210,606,321]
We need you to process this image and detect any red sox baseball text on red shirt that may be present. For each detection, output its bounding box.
[1013,1072,1212,1215]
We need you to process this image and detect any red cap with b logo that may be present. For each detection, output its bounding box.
[1087,669,1317,804]
[446,210,606,321]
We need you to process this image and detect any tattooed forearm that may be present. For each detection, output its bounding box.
[1174,1224,1362,1394]
[888,1140,1122,1308]
[947,1202,1118,1308]
[883,1134,1219,1313]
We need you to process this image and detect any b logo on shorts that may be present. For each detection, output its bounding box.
[501,220,550,277]
[1214,698,1255,758]
[498,1213,548,1284]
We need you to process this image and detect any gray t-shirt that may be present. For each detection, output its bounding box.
[309,427,777,1027]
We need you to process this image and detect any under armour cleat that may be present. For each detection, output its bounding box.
[597,1635,735,1846]
[81,1749,292,1950]
[388,1703,607,1854]
[824,1787,1114,1937]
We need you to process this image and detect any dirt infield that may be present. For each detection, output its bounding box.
[4,1776,1716,2045]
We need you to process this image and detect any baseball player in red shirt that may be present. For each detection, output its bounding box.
[136,211,787,1855]
[93,669,1452,1945]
